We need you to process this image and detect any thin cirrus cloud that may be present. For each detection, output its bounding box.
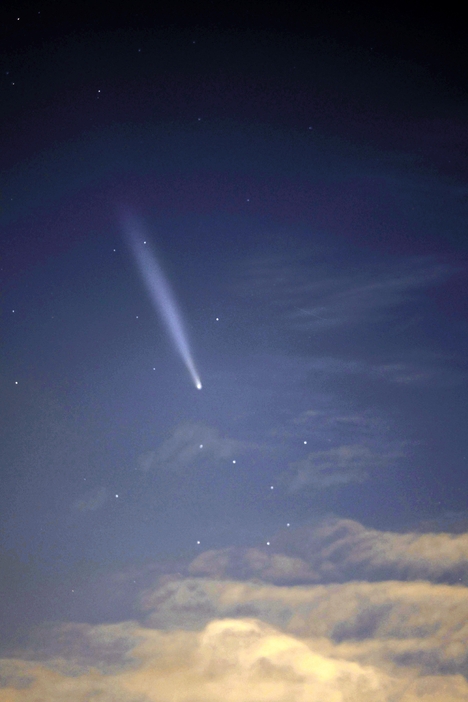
[291,408,390,438]
[138,421,254,473]
[300,352,468,388]
[72,486,108,513]
[238,253,453,330]
[286,443,395,491]
[4,518,468,701]
[279,407,402,492]
[138,412,401,494]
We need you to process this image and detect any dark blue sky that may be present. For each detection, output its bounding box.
[1,4,468,698]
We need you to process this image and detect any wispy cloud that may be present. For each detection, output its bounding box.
[286,444,391,491]
[72,486,107,513]
[238,253,453,331]
[304,354,467,386]
[189,517,468,585]
[275,406,402,491]
[139,421,253,473]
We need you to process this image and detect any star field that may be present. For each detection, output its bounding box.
[1,2,468,700]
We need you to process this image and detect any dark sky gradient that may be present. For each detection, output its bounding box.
[1,3,468,699]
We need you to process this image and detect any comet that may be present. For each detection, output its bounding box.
[122,214,202,390]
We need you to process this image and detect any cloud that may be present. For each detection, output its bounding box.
[0,616,388,702]
[278,405,404,492]
[188,518,468,586]
[5,577,466,700]
[289,407,391,443]
[193,618,384,701]
[72,486,107,512]
[238,253,452,332]
[4,519,468,700]
[301,354,468,388]
[148,575,466,637]
[290,261,450,330]
[286,444,384,490]
[140,577,468,681]
[282,518,468,584]
[189,547,319,584]
[139,421,251,473]
[293,409,391,441]
[266,405,401,489]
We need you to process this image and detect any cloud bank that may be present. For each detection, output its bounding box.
[189,517,468,584]
[2,518,468,701]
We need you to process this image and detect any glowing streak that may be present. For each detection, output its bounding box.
[123,215,202,389]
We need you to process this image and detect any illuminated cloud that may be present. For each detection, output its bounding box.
[141,575,468,642]
[0,617,387,701]
[2,580,468,701]
[189,518,468,585]
[189,546,318,584]
[3,519,468,701]
[141,577,468,681]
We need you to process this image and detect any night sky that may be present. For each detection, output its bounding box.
[1,3,468,700]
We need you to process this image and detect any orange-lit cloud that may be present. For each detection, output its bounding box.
[189,517,468,584]
[0,616,389,701]
[2,518,468,701]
